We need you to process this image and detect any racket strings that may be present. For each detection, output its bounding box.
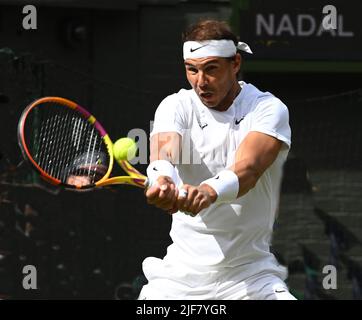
[27,102,109,185]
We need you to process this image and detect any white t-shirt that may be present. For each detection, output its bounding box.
[149,81,291,277]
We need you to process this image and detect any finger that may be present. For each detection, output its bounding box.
[158,183,170,200]
[146,179,162,193]
[197,197,210,212]
[145,185,161,203]
[178,188,188,199]
[159,185,178,206]
[154,185,178,209]
[156,176,173,191]
[191,192,205,210]
[183,190,206,216]
[179,193,194,212]
[164,183,176,201]
[177,187,188,209]
[186,196,202,215]
[166,186,179,212]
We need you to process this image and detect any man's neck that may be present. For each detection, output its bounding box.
[214,81,241,112]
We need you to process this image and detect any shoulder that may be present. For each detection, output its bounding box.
[242,82,289,117]
[156,88,195,117]
[159,88,194,106]
[255,96,289,123]
[241,83,291,148]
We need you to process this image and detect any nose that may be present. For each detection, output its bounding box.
[196,71,208,89]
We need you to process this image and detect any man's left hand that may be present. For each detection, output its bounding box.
[176,184,217,216]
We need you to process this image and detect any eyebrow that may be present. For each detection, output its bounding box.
[184,60,220,68]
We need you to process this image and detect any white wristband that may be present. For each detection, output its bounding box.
[147,160,180,187]
[201,170,239,203]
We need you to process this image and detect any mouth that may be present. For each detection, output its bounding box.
[199,92,213,99]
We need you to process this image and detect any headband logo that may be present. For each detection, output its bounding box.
[190,44,208,52]
[183,40,252,60]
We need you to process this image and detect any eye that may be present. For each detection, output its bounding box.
[205,65,218,73]
[187,67,198,74]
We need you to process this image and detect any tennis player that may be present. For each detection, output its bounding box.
[140,20,296,300]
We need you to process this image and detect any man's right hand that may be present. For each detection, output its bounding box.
[145,176,179,213]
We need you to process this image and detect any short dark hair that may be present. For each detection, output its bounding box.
[182,19,241,78]
[182,19,238,45]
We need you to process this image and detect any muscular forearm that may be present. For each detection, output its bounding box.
[150,132,182,164]
[229,159,261,198]
[230,132,282,198]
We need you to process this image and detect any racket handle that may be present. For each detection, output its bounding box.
[144,177,153,189]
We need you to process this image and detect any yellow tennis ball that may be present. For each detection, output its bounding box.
[113,138,137,161]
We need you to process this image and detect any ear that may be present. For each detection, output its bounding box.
[233,53,242,75]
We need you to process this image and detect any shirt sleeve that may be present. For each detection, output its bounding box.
[250,96,292,149]
[150,94,187,137]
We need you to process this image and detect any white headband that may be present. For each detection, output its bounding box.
[183,40,253,60]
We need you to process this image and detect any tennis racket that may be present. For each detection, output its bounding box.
[17,96,149,191]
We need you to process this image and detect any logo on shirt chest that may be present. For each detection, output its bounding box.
[197,116,245,130]
[235,116,245,125]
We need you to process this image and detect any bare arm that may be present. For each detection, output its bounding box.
[147,132,216,215]
[229,131,283,197]
[149,132,182,163]
[146,132,182,213]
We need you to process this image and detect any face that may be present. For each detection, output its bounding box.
[184,54,241,110]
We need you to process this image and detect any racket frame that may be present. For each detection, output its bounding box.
[18,96,147,190]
